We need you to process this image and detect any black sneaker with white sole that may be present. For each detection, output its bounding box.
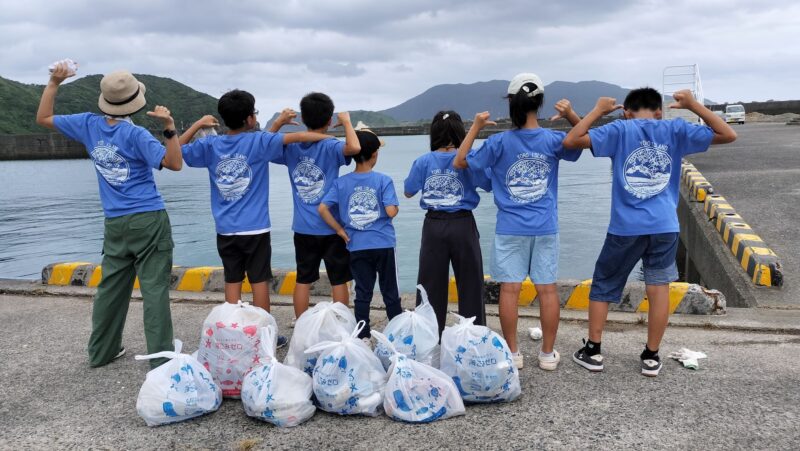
[572,344,604,372]
[641,357,662,377]
[113,347,126,361]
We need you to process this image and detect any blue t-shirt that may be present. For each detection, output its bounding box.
[466,128,580,235]
[404,151,492,211]
[53,113,166,218]
[588,118,714,236]
[181,132,284,234]
[321,171,399,252]
[273,138,350,235]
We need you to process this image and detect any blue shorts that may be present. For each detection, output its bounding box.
[491,233,559,284]
[589,232,679,303]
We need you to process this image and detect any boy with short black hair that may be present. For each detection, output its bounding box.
[318,130,401,343]
[563,88,737,376]
[271,92,360,322]
[180,89,330,346]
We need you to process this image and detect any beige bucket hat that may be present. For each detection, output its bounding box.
[98,70,146,116]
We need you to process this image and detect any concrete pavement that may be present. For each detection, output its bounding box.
[1,290,799,450]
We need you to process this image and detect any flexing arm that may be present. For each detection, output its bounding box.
[179,115,219,145]
[385,205,399,218]
[454,111,496,169]
[550,99,581,127]
[670,90,737,144]
[269,108,300,133]
[36,62,75,129]
[563,97,623,149]
[146,106,182,171]
[318,203,349,243]
[334,112,361,156]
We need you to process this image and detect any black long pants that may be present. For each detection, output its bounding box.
[416,210,486,335]
[350,247,403,339]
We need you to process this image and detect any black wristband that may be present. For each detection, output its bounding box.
[163,128,177,139]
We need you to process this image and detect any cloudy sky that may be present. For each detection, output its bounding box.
[2,0,797,114]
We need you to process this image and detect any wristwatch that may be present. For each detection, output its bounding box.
[163,128,177,139]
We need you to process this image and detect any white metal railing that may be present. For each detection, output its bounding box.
[662,64,705,123]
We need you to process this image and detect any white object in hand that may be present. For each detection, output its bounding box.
[48,59,78,76]
[529,327,543,340]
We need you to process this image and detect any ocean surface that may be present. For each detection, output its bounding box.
[0,135,614,291]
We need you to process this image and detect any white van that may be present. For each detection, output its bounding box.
[725,104,745,124]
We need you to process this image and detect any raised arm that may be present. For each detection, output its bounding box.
[268,108,299,133]
[146,106,182,171]
[334,112,361,156]
[179,115,219,145]
[36,62,75,129]
[563,97,623,149]
[318,203,349,244]
[549,99,581,127]
[454,112,496,169]
[670,90,737,144]
[283,131,331,145]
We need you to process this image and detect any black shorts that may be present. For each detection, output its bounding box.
[216,232,273,284]
[294,232,352,285]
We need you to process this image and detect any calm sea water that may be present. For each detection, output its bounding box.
[0,135,613,291]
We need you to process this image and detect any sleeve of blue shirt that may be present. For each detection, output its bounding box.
[674,118,714,156]
[53,113,92,143]
[403,158,424,196]
[382,175,400,206]
[470,166,493,192]
[135,128,167,170]
[587,120,623,158]
[552,130,581,162]
[272,142,289,166]
[329,139,347,167]
[181,139,209,168]
[260,132,285,163]
[466,134,499,170]
[321,179,339,207]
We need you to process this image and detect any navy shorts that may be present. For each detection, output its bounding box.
[589,232,679,303]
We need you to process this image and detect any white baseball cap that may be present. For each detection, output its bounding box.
[508,73,544,97]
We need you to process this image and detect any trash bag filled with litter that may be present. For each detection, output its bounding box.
[375,284,440,370]
[285,301,357,375]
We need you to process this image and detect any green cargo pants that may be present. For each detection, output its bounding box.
[88,209,175,368]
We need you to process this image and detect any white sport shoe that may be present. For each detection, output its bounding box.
[512,352,524,369]
[538,350,561,371]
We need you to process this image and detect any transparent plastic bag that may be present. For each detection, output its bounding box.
[440,314,521,403]
[135,339,222,427]
[375,284,440,370]
[196,300,278,398]
[241,328,315,427]
[285,301,357,375]
[305,321,387,416]
[372,331,465,423]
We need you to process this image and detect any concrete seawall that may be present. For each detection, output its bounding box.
[42,262,726,314]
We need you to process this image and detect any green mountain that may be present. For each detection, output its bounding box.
[0,74,219,134]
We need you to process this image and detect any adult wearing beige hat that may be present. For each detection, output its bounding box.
[37,62,188,368]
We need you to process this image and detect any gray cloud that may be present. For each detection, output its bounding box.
[0,0,797,116]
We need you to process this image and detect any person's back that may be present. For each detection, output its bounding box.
[563,87,737,377]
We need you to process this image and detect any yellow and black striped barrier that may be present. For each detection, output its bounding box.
[681,161,783,287]
[41,263,332,296]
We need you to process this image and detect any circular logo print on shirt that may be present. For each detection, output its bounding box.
[91,144,130,186]
[505,154,552,203]
[292,161,326,203]
[422,173,464,208]
[215,155,252,202]
[623,145,672,199]
[348,189,380,230]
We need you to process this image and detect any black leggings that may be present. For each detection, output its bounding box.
[416,210,486,335]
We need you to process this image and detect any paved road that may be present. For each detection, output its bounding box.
[1,294,799,450]
[687,122,800,307]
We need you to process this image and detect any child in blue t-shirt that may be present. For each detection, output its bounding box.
[180,90,329,347]
[454,73,583,371]
[563,88,737,376]
[319,130,401,342]
[270,92,360,323]
[404,110,492,335]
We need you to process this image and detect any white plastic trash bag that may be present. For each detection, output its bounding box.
[440,314,521,403]
[135,339,222,427]
[241,328,316,427]
[305,321,387,416]
[285,301,357,375]
[375,284,440,370]
[197,300,278,398]
[372,331,465,423]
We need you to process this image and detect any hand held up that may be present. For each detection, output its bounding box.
[668,90,698,110]
[277,108,299,127]
[48,61,77,85]
[594,97,623,115]
[333,111,351,128]
[549,99,574,121]
[146,105,175,127]
[472,111,497,129]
